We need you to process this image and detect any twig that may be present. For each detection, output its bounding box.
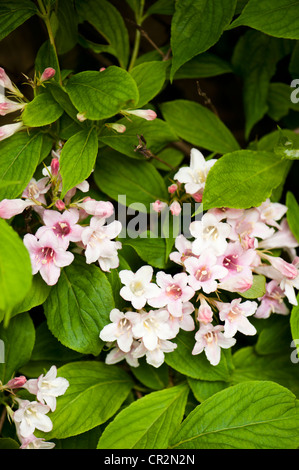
[196,81,219,117]
[134,135,174,170]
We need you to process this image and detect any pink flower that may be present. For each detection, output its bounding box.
[40,67,56,82]
[256,198,287,229]
[122,108,157,121]
[0,122,23,141]
[217,298,257,338]
[167,301,195,336]
[184,250,228,294]
[0,198,35,219]
[0,67,16,93]
[169,234,195,266]
[170,200,181,216]
[81,216,122,264]
[119,265,160,310]
[76,199,114,219]
[22,177,51,203]
[228,208,274,242]
[13,399,52,439]
[36,208,83,249]
[0,97,24,116]
[197,297,213,324]
[258,218,298,251]
[23,231,74,285]
[208,207,244,222]
[99,309,137,352]
[192,323,236,366]
[152,200,167,213]
[255,280,289,319]
[148,272,195,316]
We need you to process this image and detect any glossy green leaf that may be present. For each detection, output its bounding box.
[130,61,168,108]
[97,384,189,449]
[37,361,133,439]
[238,275,266,299]
[22,92,64,127]
[0,1,38,41]
[59,128,98,198]
[203,150,290,210]
[160,100,240,154]
[170,381,299,449]
[43,256,114,355]
[130,358,169,390]
[66,67,139,120]
[286,191,299,243]
[10,274,50,318]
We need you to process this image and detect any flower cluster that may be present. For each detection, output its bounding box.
[99,148,299,368]
[0,147,122,285]
[1,366,69,449]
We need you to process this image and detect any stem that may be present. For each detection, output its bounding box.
[37,0,62,86]
[127,0,145,72]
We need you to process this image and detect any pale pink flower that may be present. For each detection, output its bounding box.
[133,338,177,368]
[81,216,122,264]
[228,208,274,242]
[119,265,160,310]
[76,112,87,122]
[184,251,228,294]
[217,298,257,338]
[23,231,74,285]
[36,209,83,249]
[208,207,244,222]
[192,323,236,366]
[152,200,167,213]
[0,97,24,116]
[167,301,195,336]
[19,435,55,449]
[23,366,69,412]
[131,309,174,351]
[258,218,298,251]
[22,177,51,203]
[169,234,195,266]
[256,198,287,229]
[197,298,213,324]
[123,108,157,121]
[190,212,231,256]
[13,399,52,438]
[0,122,23,141]
[76,199,114,219]
[0,198,35,219]
[255,280,289,319]
[174,148,217,195]
[106,123,126,133]
[99,308,137,352]
[169,200,181,216]
[148,272,195,316]
[0,67,17,93]
[105,341,140,368]
[55,200,65,211]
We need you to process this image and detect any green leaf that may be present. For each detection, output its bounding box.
[59,128,98,198]
[0,313,35,384]
[188,378,228,402]
[35,40,60,81]
[170,381,299,449]
[22,92,64,127]
[130,358,169,390]
[55,0,78,55]
[229,0,299,39]
[231,346,299,397]
[10,274,50,318]
[170,0,237,80]
[53,427,102,449]
[151,147,184,171]
[43,255,114,356]
[122,233,167,269]
[0,131,43,200]
[164,330,234,382]
[267,83,299,121]
[0,0,38,41]
[130,61,168,108]
[172,52,232,80]
[94,150,168,212]
[36,361,133,439]
[66,67,139,120]
[286,191,299,243]
[97,384,189,449]
[98,117,178,160]
[231,31,288,138]
[0,219,32,320]
[255,315,292,356]
[290,42,299,78]
[145,0,175,16]
[237,275,266,299]
[76,0,130,68]
[202,150,290,210]
[160,100,240,154]
[290,292,299,358]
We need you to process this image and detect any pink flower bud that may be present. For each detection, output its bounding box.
[0,198,34,219]
[170,200,181,216]
[4,376,27,389]
[122,109,157,121]
[55,200,65,211]
[168,184,178,194]
[99,67,106,72]
[50,157,60,176]
[197,299,213,324]
[152,200,167,213]
[40,67,56,82]
[0,122,22,141]
[0,100,24,116]
[77,112,87,122]
[268,256,298,280]
[106,123,126,133]
[191,192,203,203]
[0,67,15,93]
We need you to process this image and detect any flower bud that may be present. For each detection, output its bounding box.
[105,123,126,133]
[50,157,60,176]
[122,108,157,121]
[40,67,56,82]
[170,200,181,216]
[152,200,167,213]
[0,67,16,93]
[55,200,65,211]
[0,122,22,141]
[4,376,27,389]
[168,184,178,194]
[77,112,87,122]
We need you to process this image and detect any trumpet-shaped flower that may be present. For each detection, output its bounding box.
[184,251,228,294]
[36,209,83,249]
[217,298,257,338]
[119,265,160,310]
[13,400,52,438]
[190,212,231,256]
[192,323,236,366]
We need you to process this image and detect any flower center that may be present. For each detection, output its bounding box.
[203,225,219,240]
[223,254,242,272]
[166,283,182,299]
[38,247,55,265]
[53,221,71,238]
[130,280,145,297]
[27,183,39,199]
[227,305,243,321]
[205,331,217,344]
[195,267,211,282]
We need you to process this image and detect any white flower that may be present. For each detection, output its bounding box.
[99,309,136,352]
[81,216,122,264]
[174,148,217,195]
[13,400,53,438]
[133,339,177,368]
[131,309,174,351]
[23,366,69,412]
[192,323,236,366]
[119,265,161,310]
[216,298,257,338]
[190,212,231,256]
